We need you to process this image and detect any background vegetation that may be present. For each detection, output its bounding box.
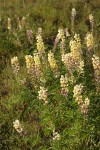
[0,0,100,150]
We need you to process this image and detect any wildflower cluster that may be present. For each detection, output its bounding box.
[11,56,20,76]
[5,7,100,149]
[62,53,84,75]
[92,55,100,92]
[73,84,90,115]
[60,75,69,96]
[62,34,84,75]
[38,86,48,104]
[13,120,26,136]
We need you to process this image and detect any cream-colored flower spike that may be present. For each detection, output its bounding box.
[48,51,58,71]
[71,8,76,33]
[89,14,94,23]
[70,34,82,60]
[73,84,83,105]
[71,8,76,21]
[11,56,20,75]
[86,33,94,51]
[7,18,11,31]
[25,55,34,74]
[73,84,90,115]
[60,75,69,96]
[81,97,90,114]
[38,86,48,104]
[92,55,100,92]
[33,53,42,77]
[36,34,45,54]
[34,53,41,69]
[89,14,94,31]
[92,55,100,71]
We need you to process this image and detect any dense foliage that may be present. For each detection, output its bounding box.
[0,0,100,150]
